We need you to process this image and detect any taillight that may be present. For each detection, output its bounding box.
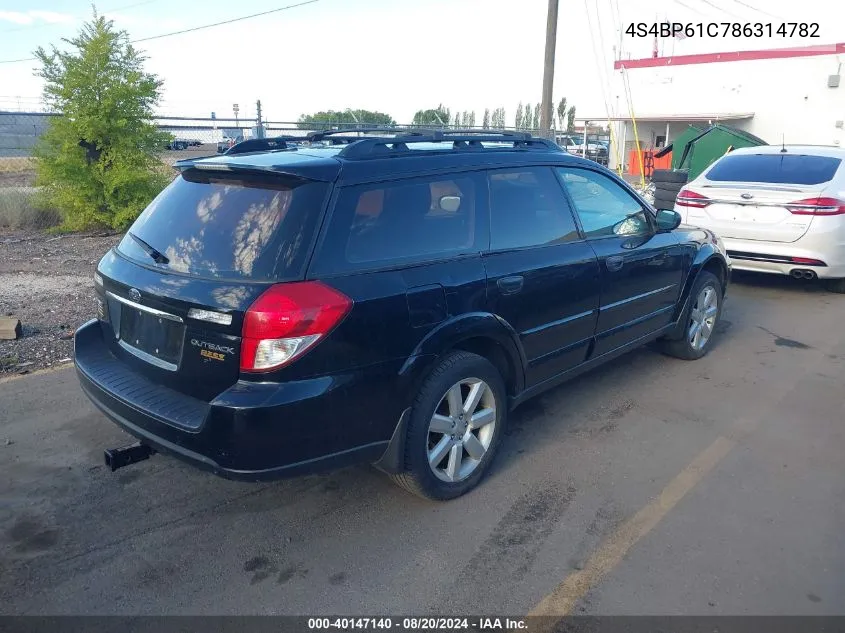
[240,281,352,373]
[786,197,845,216]
[676,189,711,208]
[791,257,826,266]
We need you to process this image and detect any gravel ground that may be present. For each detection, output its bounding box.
[0,171,36,188]
[0,230,121,374]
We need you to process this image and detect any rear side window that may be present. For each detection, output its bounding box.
[312,173,482,273]
[117,170,328,281]
[488,167,580,250]
[705,153,842,185]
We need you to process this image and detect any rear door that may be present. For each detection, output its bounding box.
[307,170,489,374]
[482,167,600,387]
[97,167,331,401]
[680,152,844,243]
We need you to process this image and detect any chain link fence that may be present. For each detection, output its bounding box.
[0,109,609,229]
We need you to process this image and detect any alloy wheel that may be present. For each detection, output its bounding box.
[688,285,719,351]
[427,378,497,483]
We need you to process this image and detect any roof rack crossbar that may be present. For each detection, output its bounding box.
[336,133,560,159]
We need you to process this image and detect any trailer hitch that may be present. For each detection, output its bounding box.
[104,442,156,472]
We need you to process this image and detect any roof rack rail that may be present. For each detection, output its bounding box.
[225,136,300,155]
[306,127,424,142]
[336,132,560,159]
[422,129,535,141]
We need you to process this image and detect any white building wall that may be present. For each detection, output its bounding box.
[614,52,845,147]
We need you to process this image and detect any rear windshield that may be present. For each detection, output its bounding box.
[117,170,328,281]
[705,153,842,185]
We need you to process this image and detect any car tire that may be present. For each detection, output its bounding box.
[659,271,723,361]
[655,181,686,195]
[390,351,507,501]
[653,193,679,208]
[652,169,688,184]
[823,278,845,294]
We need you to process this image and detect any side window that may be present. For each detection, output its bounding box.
[558,168,651,238]
[488,167,579,251]
[314,174,480,273]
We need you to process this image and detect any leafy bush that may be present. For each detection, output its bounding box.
[33,13,169,231]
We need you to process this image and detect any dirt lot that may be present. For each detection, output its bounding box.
[0,230,121,374]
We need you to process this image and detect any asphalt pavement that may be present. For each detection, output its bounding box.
[1,272,843,616]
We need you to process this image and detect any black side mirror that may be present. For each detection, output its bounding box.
[655,209,682,232]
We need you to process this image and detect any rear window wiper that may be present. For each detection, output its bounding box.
[128,232,169,265]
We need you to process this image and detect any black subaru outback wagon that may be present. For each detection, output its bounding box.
[74,130,730,500]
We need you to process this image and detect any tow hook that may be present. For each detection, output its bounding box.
[104,442,156,472]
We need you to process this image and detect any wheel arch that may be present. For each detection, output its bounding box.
[398,312,526,403]
[671,246,729,335]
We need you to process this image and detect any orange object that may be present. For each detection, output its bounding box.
[628,149,672,176]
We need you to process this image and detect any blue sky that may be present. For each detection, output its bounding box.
[1,0,842,123]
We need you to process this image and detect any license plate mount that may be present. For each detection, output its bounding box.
[119,307,184,367]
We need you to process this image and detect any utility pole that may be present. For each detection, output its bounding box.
[539,0,559,139]
[255,99,264,138]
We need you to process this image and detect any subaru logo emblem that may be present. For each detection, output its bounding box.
[128,288,141,302]
[740,193,753,199]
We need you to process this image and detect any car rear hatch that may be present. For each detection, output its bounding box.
[94,159,336,402]
[678,152,843,243]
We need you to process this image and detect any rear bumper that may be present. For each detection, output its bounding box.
[723,238,845,279]
[74,319,403,481]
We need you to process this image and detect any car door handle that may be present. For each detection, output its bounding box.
[497,275,524,295]
[606,255,624,272]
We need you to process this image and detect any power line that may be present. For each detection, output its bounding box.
[731,0,784,19]
[672,0,708,18]
[698,0,744,19]
[0,0,320,64]
[133,0,319,42]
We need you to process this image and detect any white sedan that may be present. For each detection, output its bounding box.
[675,145,845,293]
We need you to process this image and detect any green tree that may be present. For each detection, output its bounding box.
[556,97,567,131]
[412,104,450,126]
[532,104,540,130]
[567,106,577,132]
[482,108,490,129]
[494,107,506,129]
[523,103,532,130]
[296,109,395,130]
[515,102,524,130]
[33,12,169,231]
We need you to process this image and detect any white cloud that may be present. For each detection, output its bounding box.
[0,11,33,25]
[0,10,74,25]
[28,10,75,24]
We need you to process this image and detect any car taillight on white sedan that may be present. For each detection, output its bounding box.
[676,189,711,208]
[785,197,845,216]
[240,281,352,373]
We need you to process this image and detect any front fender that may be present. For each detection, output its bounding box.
[673,234,729,325]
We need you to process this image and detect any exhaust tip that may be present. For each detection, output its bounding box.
[790,269,817,280]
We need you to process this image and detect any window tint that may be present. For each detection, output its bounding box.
[488,167,579,250]
[116,170,328,281]
[558,168,651,238]
[705,153,842,185]
[315,174,480,272]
